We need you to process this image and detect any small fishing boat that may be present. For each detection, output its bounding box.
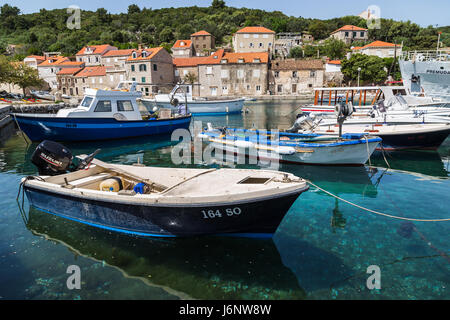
[30,90,55,101]
[292,105,450,151]
[145,84,244,116]
[309,123,450,151]
[199,126,381,166]
[301,86,450,116]
[14,82,191,142]
[20,141,308,237]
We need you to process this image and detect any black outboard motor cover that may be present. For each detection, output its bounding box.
[31,140,73,176]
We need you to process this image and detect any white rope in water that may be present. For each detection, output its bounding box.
[306,180,450,222]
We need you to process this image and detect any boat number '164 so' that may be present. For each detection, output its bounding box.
[201,207,242,219]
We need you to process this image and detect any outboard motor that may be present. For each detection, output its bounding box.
[31,140,73,176]
[335,101,354,138]
[287,113,318,133]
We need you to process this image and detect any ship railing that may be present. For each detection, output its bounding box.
[401,50,450,62]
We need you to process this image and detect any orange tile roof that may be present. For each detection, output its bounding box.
[173,56,211,67]
[75,66,106,77]
[220,52,268,64]
[102,49,136,57]
[327,60,341,65]
[191,30,212,36]
[37,56,71,66]
[235,26,275,34]
[352,46,363,51]
[361,41,398,49]
[58,61,85,67]
[56,67,83,75]
[332,25,368,34]
[76,44,114,56]
[25,55,45,60]
[126,47,164,61]
[172,40,192,49]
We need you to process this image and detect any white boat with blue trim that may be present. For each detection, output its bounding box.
[146,84,244,116]
[13,82,191,142]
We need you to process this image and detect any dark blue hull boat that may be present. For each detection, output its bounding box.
[13,114,192,142]
[24,185,303,238]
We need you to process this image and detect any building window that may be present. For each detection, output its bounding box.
[139,64,147,72]
[206,66,213,75]
[345,32,349,37]
[277,84,283,93]
[210,87,217,96]
[253,69,260,78]
[353,32,357,37]
[131,65,135,72]
[292,84,297,93]
[237,69,244,79]
[141,77,146,83]
[263,34,269,39]
[259,43,263,48]
[310,71,316,78]
[244,34,250,38]
[274,71,279,78]
[175,69,179,76]
[249,43,254,48]
[292,71,298,78]
[253,34,259,38]
[239,42,244,48]
[221,69,229,78]
[203,44,206,49]
[153,64,157,71]
[256,85,261,92]
[132,77,136,81]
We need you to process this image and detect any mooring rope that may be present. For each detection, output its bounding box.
[306,180,450,222]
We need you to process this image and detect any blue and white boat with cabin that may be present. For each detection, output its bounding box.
[146,84,245,116]
[13,82,191,142]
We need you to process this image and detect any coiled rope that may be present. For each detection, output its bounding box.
[306,180,450,222]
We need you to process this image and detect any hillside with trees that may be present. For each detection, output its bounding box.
[0,1,448,58]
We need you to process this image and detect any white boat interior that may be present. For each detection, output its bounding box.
[25,158,307,205]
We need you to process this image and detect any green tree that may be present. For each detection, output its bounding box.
[322,38,347,60]
[341,54,388,85]
[211,0,226,9]
[0,55,14,85]
[10,63,45,96]
[183,72,198,84]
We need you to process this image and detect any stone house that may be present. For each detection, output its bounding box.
[37,56,85,90]
[73,66,111,96]
[233,26,275,54]
[76,44,117,66]
[101,49,136,70]
[190,31,215,56]
[269,59,324,94]
[330,25,368,45]
[125,47,175,97]
[171,40,194,58]
[172,56,212,96]
[197,50,269,97]
[56,67,83,97]
[24,55,45,69]
[354,41,403,58]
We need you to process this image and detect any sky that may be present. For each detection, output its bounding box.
[1,0,449,27]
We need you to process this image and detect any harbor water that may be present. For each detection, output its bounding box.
[0,100,449,300]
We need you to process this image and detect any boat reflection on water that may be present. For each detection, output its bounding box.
[25,207,307,300]
[370,149,449,178]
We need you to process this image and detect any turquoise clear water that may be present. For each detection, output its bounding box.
[0,100,449,300]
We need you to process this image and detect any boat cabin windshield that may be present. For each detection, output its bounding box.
[80,96,94,108]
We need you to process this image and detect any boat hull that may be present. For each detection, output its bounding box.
[376,128,450,150]
[209,140,380,166]
[14,114,192,142]
[23,185,305,237]
[154,99,244,115]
